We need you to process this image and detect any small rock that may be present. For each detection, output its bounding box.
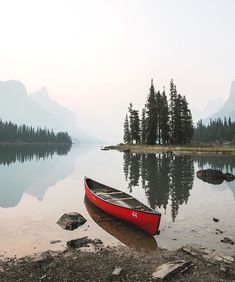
[220,237,234,245]
[67,236,91,248]
[215,228,224,234]
[40,275,48,281]
[0,266,4,273]
[220,266,232,273]
[57,212,87,230]
[31,251,54,270]
[213,218,219,222]
[112,267,123,276]
[50,240,61,244]
[93,238,103,245]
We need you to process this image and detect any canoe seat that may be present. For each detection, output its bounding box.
[110,197,133,201]
[97,191,124,196]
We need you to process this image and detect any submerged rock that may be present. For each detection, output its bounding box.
[213,218,219,223]
[197,169,235,185]
[221,237,234,245]
[57,212,87,230]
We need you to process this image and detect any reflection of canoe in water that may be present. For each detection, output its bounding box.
[84,196,158,250]
[84,177,161,235]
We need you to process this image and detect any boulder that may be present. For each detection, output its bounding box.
[57,212,87,230]
[197,169,235,184]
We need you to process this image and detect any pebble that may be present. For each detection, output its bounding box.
[50,240,61,244]
[112,267,123,276]
[213,218,219,222]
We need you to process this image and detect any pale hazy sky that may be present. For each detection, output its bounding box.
[0,0,235,142]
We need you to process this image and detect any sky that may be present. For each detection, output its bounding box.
[0,0,235,142]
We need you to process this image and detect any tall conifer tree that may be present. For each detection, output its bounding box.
[146,79,157,145]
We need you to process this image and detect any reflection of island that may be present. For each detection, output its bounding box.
[123,153,194,222]
[193,155,235,173]
[0,144,74,208]
[84,197,158,251]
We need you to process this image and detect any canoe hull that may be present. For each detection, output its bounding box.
[84,179,161,235]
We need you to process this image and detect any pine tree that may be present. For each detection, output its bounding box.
[155,90,161,144]
[131,109,141,143]
[123,114,131,144]
[141,107,147,144]
[146,79,157,145]
[169,79,177,144]
[181,96,194,144]
[160,88,170,144]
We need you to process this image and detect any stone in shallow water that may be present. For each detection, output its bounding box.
[57,212,87,230]
[220,237,234,245]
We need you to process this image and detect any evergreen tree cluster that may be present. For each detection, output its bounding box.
[0,119,72,144]
[123,79,193,145]
[193,117,235,144]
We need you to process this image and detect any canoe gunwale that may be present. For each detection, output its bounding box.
[84,177,161,216]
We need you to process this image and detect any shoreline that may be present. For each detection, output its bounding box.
[1,243,234,281]
[104,144,235,154]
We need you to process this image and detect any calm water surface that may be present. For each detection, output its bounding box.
[0,145,235,257]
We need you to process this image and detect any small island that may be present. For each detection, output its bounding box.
[107,79,235,154]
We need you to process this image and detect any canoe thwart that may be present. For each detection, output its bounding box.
[96,191,124,196]
[110,197,133,201]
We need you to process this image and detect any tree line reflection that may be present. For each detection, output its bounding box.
[193,155,235,173]
[0,144,72,166]
[123,153,194,222]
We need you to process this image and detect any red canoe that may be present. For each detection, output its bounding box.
[84,177,161,235]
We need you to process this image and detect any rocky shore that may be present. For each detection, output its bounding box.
[1,242,235,281]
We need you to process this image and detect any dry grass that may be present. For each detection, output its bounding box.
[108,144,235,154]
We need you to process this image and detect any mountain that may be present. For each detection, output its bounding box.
[203,80,235,124]
[191,97,225,123]
[0,80,55,128]
[0,80,97,143]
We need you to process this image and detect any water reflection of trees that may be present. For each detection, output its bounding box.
[123,153,194,221]
[193,155,235,173]
[0,144,72,166]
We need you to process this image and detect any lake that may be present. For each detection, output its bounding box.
[0,144,235,257]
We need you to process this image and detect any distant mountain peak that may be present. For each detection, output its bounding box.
[31,86,49,100]
[228,80,235,101]
[0,80,27,98]
[202,80,235,123]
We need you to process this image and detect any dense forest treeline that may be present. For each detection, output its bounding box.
[193,118,235,144]
[0,119,72,144]
[123,79,193,145]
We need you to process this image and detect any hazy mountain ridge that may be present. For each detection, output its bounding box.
[191,97,225,123]
[202,80,235,124]
[0,80,97,143]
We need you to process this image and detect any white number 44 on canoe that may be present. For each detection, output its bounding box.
[132,211,138,218]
